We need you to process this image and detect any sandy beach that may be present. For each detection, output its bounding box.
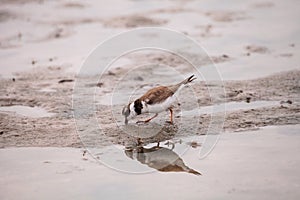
[0,0,299,199]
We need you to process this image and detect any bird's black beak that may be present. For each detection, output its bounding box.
[122,104,130,125]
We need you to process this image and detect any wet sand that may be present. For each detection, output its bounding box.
[0,69,299,147]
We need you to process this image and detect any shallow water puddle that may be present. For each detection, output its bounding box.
[90,135,204,174]
[0,105,55,118]
[181,101,279,116]
[38,88,56,93]
[1,125,300,199]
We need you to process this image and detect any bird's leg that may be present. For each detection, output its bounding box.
[136,113,158,124]
[166,108,174,124]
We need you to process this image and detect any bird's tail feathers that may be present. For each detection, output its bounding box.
[167,75,196,93]
[188,168,202,176]
[181,75,196,85]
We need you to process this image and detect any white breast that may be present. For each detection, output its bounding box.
[142,95,177,114]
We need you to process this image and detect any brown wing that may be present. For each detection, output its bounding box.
[139,86,174,105]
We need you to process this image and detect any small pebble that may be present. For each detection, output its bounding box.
[280,100,292,104]
[286,100,292,104]
[58,79,74,83]
[246,97,251,103]
[134,76,144,81]
[190,141,201,148]
[108,71,116,76]
[96,82,104,87]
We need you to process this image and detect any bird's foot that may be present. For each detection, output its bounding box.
[136,120,147,124]
[136,119,152,124]
[136,114,158,124]
[165,120,174,125]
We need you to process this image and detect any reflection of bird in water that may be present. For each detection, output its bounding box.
[125,145,201,175]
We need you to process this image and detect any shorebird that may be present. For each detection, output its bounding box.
[122,75,196,125]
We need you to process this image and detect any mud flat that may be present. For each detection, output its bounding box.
[0,68,299,147]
